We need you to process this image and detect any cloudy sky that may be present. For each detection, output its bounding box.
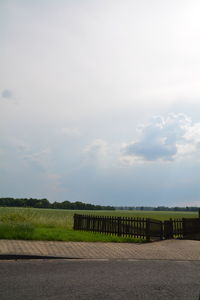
[1,0,200,206]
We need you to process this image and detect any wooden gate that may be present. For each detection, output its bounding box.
[163,220,173,239]
[182,218,200,239]
[147,218,163,241]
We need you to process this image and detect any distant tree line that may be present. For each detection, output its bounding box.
[0,198,198,212]
[0,198,115,210]
[115,206,199,212]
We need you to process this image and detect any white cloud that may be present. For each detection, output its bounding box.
[7,138,51,171]
[23,149,51,171]
[12,139,30,153]
[121,113,200,164]
[6,138,50,171]
[84,139,108,158]
[183,122,200,144]
[0,89,19,104]
[84,139,110,167]
[61,127,81,137]
[1,89,13,99]
[45,173,66,194]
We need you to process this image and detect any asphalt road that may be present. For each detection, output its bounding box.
[0,259,200,300]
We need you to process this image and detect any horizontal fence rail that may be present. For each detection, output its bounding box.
[74,214,200,241]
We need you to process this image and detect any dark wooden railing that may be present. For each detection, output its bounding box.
[168,218,200,239]
[182,218,200,239]
[172,218,183,238]
[74,214,200,241]
[74,214,163,241]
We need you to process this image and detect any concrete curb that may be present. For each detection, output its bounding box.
[0,254,81,260]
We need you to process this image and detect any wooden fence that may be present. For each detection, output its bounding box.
[182,218,200,239]
[164,219,182,239]
[73,214,162,241]
[74,214,200,241]
[164,218,200,239]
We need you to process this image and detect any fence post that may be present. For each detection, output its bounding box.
[73,214,77,230]
[117,217,121,236]
[182,218,186,238]
[164,219,173,239]
[146,218,150,242]
[160,220,163,240]
[169,218,173,238]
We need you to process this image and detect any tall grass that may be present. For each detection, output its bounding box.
[0,207,71,228]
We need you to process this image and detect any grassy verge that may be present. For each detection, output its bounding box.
[0,207,198,242]
[0,223,143,243]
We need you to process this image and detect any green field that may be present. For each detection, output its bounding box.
[0,207,198,242]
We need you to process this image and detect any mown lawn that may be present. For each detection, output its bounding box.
[0,207,197,242]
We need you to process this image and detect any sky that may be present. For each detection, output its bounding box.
[1,0,200,207]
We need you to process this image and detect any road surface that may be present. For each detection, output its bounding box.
[0,259,200,299]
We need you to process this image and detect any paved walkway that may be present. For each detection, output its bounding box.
[0,239,200,260]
